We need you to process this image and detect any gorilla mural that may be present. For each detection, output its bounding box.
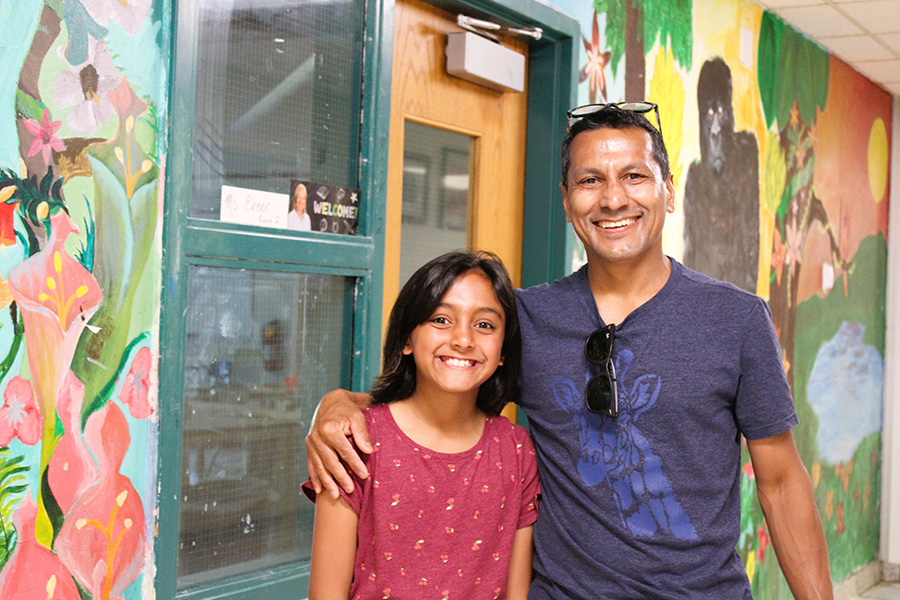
[683,58,760,293]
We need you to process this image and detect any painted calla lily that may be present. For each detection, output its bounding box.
[54,401,146,600]
[49,372,100,515]
[8,211,102,461]
[0,494,81,600]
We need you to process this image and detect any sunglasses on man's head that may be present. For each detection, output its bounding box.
[566,101,662,135]
[584,323,618,418]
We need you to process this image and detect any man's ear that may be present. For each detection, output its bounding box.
[560,182,573,223]
[665,173,676,213]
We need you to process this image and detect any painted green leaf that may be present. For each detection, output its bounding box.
[758,13,783,129]
[776,177,794,223]
[758,11,829,131]
[643,0,692,70]
[793,159,814,193]
[595,0,626,76]
[0,449,29,570]
[71,157,159,419]
[595,0,693,77]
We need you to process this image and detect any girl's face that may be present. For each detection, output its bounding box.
[403,271,505,401]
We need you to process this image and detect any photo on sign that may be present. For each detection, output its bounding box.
[292,179,360,236]
[288,180,313,231]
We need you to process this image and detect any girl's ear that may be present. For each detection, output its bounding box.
[402,340,413,355]
[498,356,504,366]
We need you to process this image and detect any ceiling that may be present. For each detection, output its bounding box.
[752,0,900,96]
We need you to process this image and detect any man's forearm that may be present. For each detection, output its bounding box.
[757,474,833,600]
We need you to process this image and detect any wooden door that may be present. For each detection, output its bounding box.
[385,0,530,318]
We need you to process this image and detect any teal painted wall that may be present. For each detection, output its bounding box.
[0,1,167,598]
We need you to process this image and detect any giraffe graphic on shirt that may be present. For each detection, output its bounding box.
[554,349,699,540]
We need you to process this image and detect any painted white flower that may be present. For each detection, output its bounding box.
[52,36,122,134]
[81,0,152,35]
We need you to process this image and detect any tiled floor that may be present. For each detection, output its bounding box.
[859,583,900,599]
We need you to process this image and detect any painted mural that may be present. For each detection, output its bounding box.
[0,0,163,598]
[555,0,890,595]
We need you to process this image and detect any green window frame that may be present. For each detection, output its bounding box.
[155,0,579,598]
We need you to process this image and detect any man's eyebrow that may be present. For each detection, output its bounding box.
[570,166,604,177]
[571,162,652,176]
[619,160,654,172]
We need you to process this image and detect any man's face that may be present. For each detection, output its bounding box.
[561,127,674,267]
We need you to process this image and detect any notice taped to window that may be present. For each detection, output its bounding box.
[220,185,289,228]
[297,180,359,235]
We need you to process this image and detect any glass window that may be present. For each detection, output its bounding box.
[178,266,352,588]
[163,0,373,595]
[399,121,473,285]
[191,0,365,219]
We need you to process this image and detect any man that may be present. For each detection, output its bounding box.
[306,104,833,599]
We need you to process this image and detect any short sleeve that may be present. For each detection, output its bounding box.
[515,427,541,529]
[301,452,368,514]
[734,298,799,439]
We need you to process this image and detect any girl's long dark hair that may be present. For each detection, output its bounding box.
[370,251,521,416]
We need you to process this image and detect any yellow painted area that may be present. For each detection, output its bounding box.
[646,45,686,260]
[868,118,888,203]
[757,208,774,301]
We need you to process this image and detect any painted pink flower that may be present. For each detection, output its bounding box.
[0,376,42,446]
[579,11,611,104]
[55,401,146,600]
[756,523,770,566]
[118,346,152,419]
[49,372,100,515]
[52,37,121,134]
[23,108,67,164]
[771,227,786,285]
[8,211,103,456]
[80,0,152,35]
[784,216,803,267]
[0,494,81,600]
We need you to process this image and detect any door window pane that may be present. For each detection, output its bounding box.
[178,266,352,588]
[191,0,364,219]
[400,121,472,285]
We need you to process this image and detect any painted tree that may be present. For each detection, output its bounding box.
[594,0,692,100]
[756,12,833,394]
[749,15,839,596]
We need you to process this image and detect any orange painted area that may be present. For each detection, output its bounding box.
[797,57,892,303]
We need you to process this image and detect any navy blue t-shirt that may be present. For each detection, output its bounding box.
[516,259,797,599]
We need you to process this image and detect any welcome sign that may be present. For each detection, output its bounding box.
[298,180,360,235]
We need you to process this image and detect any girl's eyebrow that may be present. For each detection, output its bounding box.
[434,302,505,319]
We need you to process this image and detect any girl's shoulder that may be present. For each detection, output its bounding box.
[484,414,534,447]
[362,403,398,441]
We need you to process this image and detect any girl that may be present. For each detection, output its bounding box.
[306,251,540,600]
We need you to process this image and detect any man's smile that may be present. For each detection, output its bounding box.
[596,217,637,229]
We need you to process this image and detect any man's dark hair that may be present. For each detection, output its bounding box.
[560,106,670,188]
[370,251,521,415]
